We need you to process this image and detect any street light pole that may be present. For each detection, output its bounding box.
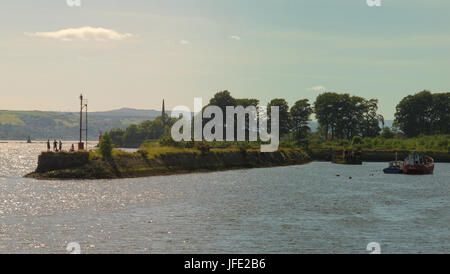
[79,94,84,150]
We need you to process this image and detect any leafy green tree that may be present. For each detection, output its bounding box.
[394,90,449,137]
[290,99,313,141]
[207,90,237,139]
[314,92,341,140]
[108,128,125,147]
[236,98,260,140]
[361,99,384,138]
[122,124,142,147]
[99,133,114,159]
[314,92,383,140]
[267,98,291,136]
[204,91,259,141]
[209,90,237,114]
[431,92,450,134]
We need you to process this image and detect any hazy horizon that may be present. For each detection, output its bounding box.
[1,0,449,119]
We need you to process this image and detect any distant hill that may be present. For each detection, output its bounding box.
[0,108,164,140]
[0,108,394,141]
[89,108,162,118]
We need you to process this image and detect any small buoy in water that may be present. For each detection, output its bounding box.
[336,174,341,177]
[349,176,352,179]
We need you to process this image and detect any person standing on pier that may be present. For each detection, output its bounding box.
[53,139,58,152]
[59,140,63,152]
[47,140,50,151]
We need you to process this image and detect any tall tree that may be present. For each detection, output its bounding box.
[267,98,291,136]
[314,92,383,140]
[207,90,237,139]
[361,99,384,138]
[431,92,450,134]
[314,92,341,140]
[290,99,313,140]
[394,90,435,137]
[236,98,260,140]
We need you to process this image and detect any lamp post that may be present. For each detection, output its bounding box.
[78,94,84,150]
[78,94,88,150]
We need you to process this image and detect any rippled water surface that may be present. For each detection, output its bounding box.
[0,141,449,253]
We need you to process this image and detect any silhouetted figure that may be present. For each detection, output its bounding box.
[59,140,62,151]
[47,140,50,151]
[70,144,75,152]
[53,140,58,152]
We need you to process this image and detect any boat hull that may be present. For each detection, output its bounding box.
[383,168,403,174]
[402,164,434,175]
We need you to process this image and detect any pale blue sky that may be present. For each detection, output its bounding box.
[0,0,449,119]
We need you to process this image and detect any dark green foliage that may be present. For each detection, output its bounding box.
[99,133,114,159]
[209,90,237,111]
[290,99,313,141]
[202,91,259,141]
[107,115,176,148]
[305,134,449,152]
[381,127,395,139]
[314,92,383,140]
[267,98,291,136]
[394,90,450,137]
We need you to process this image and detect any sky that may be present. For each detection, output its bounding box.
[0,0,449,119]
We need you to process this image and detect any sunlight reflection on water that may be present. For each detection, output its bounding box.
[0,142,449,254]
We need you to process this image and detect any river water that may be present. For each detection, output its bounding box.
[0,141,448,254]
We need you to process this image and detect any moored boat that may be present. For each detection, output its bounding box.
[383,161,404,174]
[383,152,403,174]
[402,152,434,175]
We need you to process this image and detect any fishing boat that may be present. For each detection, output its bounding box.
[402,152,434,175]
[383,152,404,174]
[383,161,404,174]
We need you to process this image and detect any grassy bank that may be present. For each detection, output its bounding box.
[26,140,450,180]
[26,144,311,180]
[306,134,450,152]
[309,148,450,162]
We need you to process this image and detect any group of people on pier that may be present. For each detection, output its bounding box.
[47,139,75,152]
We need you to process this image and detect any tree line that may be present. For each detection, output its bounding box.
[107,89,449,148]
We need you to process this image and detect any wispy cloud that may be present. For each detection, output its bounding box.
[307,86,327,92]
[229,35,241,41]
[25,26,132,42]
[179,40,190,45]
